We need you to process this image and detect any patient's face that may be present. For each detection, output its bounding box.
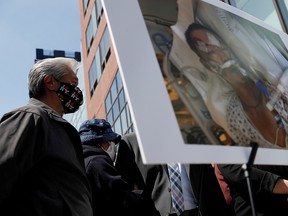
[190,29,233,74]
[189,28,245,78]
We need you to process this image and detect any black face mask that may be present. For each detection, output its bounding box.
[56,81,83,114]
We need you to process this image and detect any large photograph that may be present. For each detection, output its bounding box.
[103,0,288,164]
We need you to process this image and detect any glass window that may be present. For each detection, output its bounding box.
[95,48,102,80]
[113,117,122,135]
[230,0,283,31]
[112,100,120,119]
[120,109,128,133]
[86,18,94,51]
[85,4,99,53]
[105,92,112,111]
[89,58,97,95]
[116,72,123,91]
[83,0,90,14]
[96,0,103,24]
[110,79,117,102]
[65,51,75,58]
[43,49,54,56]
[94,26,111,71]
[89,51,103,96]
[118,89,125,110]
[105,70,133,135]
[107,111,113,124]
[100,27,110,59]
[91,4,98,36]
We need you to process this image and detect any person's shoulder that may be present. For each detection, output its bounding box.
[1,104,46,122]
[122,132,137,143]
[85,151,115,173]
[85,148,112,165]
[21,104,47,115]
[122,132,136,138]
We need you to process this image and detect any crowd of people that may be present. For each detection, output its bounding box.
[1,18,288,216]
[0,56,231,216]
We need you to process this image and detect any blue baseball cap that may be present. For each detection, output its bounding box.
[79,118,121,144]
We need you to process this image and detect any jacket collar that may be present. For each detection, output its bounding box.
[28,98,66,122]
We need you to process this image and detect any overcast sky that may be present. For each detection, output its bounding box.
[0,0,82,117]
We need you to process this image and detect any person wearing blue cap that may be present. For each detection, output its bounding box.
[78,118,160,216]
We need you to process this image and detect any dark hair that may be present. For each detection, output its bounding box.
[185,22,214,54]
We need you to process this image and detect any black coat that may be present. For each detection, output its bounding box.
[82,143,160,216]
[120,132,234,216]
[218,164,288,216]
[0,99,93,216]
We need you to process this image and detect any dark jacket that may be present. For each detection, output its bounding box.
[0,98,93,216]
[82,142,160,216]
[218,164,288,216]
[120,132,234,216]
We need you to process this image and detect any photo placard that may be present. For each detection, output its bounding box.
[103,0,288,165]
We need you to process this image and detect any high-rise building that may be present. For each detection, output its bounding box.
[78,0,134,135]
[35,48,81,62]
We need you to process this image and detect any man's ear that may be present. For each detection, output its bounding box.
[44,75,58,91]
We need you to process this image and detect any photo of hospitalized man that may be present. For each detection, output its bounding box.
[184,21,288,149]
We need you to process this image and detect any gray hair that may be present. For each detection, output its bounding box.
[28,57,80,98]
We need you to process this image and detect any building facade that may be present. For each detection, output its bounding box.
[78,0,133,135]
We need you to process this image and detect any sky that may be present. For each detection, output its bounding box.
[0,0,82,117]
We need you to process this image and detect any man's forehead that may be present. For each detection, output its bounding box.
[193,31,222,47]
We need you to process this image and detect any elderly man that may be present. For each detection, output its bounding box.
[0,57,93,216]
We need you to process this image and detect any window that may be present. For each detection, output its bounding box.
[230,0,283,31]
[83,0,90,14]
[100,27,111,69]
[86,18,111,97]
[86,25,111,93]
[43,49,54,56]
[89,51,103,96]
[85,4,98,53]
[86,17,94,52]
[105,70,133,135]
[91,4,98,36]
[65,51,75,58]
[89,58,97,96]
[96,0,103,24]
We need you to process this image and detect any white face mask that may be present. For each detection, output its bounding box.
[104,141,117,161]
